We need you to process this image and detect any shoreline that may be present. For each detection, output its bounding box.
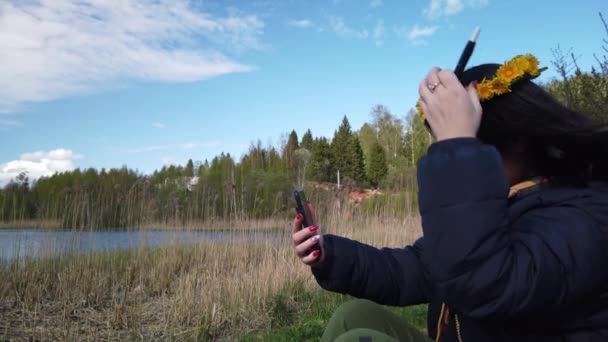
[0,217,291,232]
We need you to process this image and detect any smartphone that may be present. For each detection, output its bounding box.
[294,188,320,254]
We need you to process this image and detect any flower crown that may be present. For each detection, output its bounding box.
[417,54,547,119]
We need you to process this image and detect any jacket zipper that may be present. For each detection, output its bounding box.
[455,314,463,342]
[435,303,463,342]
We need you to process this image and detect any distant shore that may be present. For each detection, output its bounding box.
[0,217,291,231]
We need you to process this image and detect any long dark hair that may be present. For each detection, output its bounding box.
[461,64,608,184]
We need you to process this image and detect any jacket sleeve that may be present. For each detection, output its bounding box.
[311,235,432,306]
[417,137,608,319]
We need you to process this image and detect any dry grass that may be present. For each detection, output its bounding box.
[138,217,292,232]
[0,217,291,232]
[0,213,422,341]
[0,219,61,229]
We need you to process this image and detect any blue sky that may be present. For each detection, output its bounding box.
[0,0,606,185]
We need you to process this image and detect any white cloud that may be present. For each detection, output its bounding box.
[329,16,369,40]
[424,0,488,19]
[0,149,82,185]
[125,141,220,153]
[0,0,266,112]
[152,122,167,129]
[287,19,313,29]
[0,119,21,126]
[469,0,490,8]
[407,25,439,45]
[370,0,383,8]
[373,19,385,46]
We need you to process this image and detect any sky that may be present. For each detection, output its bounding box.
[0,0,606,185]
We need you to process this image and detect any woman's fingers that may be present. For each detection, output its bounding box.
[291,213,303,235]
[293,224,319,246]
[437,69,460,89]
[418,78,434,104]
[291,202,323,265]
[292,201,319,247]
[426,67,443,92]
[295,234,321,257]
[466,81,482,114]
[301,249,321,265]
[291,212,319,246]
[418,67,482,141]
[419,69,445,107]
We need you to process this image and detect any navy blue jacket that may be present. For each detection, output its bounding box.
[312,138,608,341]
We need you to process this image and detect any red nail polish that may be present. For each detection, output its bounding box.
[296,213,303,220]
[309,225,318,232]
[472,80,478,89]
[312,250,320,257]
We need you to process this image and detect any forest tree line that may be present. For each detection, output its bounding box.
[0,109,431,228]
[2,14,607,229]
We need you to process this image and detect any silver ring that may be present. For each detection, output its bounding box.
[427,82,439,92]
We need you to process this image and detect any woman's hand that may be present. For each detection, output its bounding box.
[418,68,482,141]
[292,203,323,266]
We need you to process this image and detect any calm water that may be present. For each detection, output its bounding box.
[0,229,286,261]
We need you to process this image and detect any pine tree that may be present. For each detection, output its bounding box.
[347,135,367,184]
[283,130,299,178]
[331,116,352,180]
[358,122,378,176]
[310,137,334,182]
[301,129,313,150]
[367,141,388,188]
[185,159,194,177]
[331,116,367,185]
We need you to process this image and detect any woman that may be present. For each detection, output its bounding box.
[291,56,608,341]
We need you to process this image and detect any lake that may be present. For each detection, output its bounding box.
[0,229,287,262]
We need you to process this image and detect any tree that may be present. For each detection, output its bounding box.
[346,135,367,184]
[301,129,313,150]
[331,116,367,185]
[332,116,353,180]
[367,141,388,188]
[403,109,432,167]
[310,137,334,182]
[185,159,194,177]
[295,148,311,187]
[544,13,608,124]
[282,130,299,178]
[371,105,404,163]
[358,122,378,176]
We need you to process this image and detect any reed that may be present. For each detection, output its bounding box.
[0,208,423,340]
[0,166,420,231]
[0,219,61,229]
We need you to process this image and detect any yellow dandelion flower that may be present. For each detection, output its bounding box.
[477,81,495,100]
[497,63,525,83]
[488,78,510,96]
[411,54,545,115]
[523,54,540,76]
[511,56,530,74]
[416,101,425,119]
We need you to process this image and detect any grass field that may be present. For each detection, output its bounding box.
[0,215,425,340]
